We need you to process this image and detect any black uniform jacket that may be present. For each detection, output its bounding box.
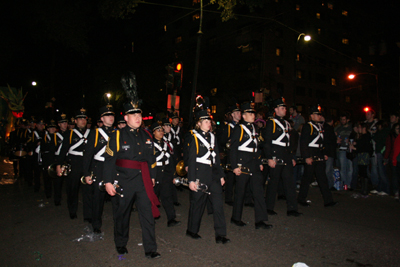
[230,122,262,170]
[187,130,224,185]
[153,138,174,183]
[82,126,113,177]
[300,121,325,159]
[103,126,156,184]
[56,128,90,165]
[262,117,294,164]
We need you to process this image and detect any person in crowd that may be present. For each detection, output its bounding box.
[323,114,337,190]
[335,114,353,189]
[351,123,373,196]
[385,123,400,200]
[289,106,305,131]
[373,121,390,195]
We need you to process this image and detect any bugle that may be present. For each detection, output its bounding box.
[99,180,124,197]
[173,178,210,195]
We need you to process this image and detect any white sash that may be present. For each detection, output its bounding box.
[192,129,216,165]
[93,128,109,161]
[238,124,258,152]
[171,126,181,145]
[154,141,170,166]
[68,129,90,156]
[55,132,64,156]
[271,119,290,147]
[309,122,323,148]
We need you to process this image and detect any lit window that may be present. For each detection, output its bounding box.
[331,78,336,86]
[316,13,321,19]
[296,53,300,61]
[175,36,182,44]
[193,13,200,20]
[296,4,300,11]
[321,2,325,6]
[370,63,374,67]
[318,28,321,35]
[328,3,333,9]
[342,38,349,45]
[276,66,281,75]
[345,96,350,103]
[342,10,348,16]
[276,48,281,56]
[211,105,217,114]
[296,70,302,79]
[357,57,362,63]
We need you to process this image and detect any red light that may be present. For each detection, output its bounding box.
[143,117,148,120]
[12,111,24,118]
[348,74,355,80]
[252,92,255,97]
[148,116,153,120]
[175,63,182,72]
[364,107,370,112]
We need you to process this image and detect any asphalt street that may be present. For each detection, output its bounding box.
[0,157,399,267]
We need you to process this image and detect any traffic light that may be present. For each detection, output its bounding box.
[173,62,183,91]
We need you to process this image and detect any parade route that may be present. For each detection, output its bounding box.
[0,157,399,267]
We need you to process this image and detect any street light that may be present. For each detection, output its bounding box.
[347,73,380,119]
[32,81,37,86]
[293,33,311,104]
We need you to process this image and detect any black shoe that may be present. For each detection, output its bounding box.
[324,201,338,207]
[287,210,303,217]
[174,202,181,207]
[267,209,278,215]
[167,219,181,227]
[116,246,128,254]
[255,221,273,229]
[145,252,161,259]
[277,195,286,200]
[70,213,77,219]
[216,236,231,244]
[244,203,254,207]
[186,230,201,239]
[230,218,246,227]
[54,201,61,206]
[84,218,92,223]
[225,201,233,206]
[93,228,102,234]
[298,201,310,207]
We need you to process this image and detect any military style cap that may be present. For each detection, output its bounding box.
[97,119,102,123]
[123,102,142,114]
[309,105,322,115]
[171,112,179,119]
[230,103,241,113]
[21,119,28,126]
[195,110,212,121]
[57,113,68,123]
[68,117,75,125]
[99,104,115,117]
[150,121,163,132]
[162,117,171,126]
[241,102,256,114]
[272,97,286,109]
[47,119,57,128]
[117,116,126,124]
[36,117,45,125]
[75,108,88,119]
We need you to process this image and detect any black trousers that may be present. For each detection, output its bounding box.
[65,156,91,218]
[33,163,42,192]
[154,173,176,222]
[232,171,268,223]
[42,166,52,198]
[24,155,34,186]
[297,161,333,205]
[114,176,157,253]
[187,179,226,236]
[224,171,235,203]
[266,165,297,212]
[53,176,64,204]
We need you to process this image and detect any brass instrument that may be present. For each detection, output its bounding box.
[81,172,96,184]
[99,180,124,197]
[173,178,210,195]
[48,163,71,178]
[13,144,27,158]
[175,160,187,177]
[223,163,252,176]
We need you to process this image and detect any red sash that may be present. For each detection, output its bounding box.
[116,159,160,218]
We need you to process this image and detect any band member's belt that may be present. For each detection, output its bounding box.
[115,159,160,218]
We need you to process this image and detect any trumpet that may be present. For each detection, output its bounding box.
[80,172,96,184]
[223,163,252,176]
[175,160,187,177]
[173,178,210,195]
[99,180,124,197]
[48,163,71,178]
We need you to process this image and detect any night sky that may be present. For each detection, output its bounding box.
[0,0,399,121]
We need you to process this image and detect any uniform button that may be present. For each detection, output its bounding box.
[162,170,164,172]
[139,152,142,154]
[117,173,119,176]
[137,143,140,145]
[139,170,141,172]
